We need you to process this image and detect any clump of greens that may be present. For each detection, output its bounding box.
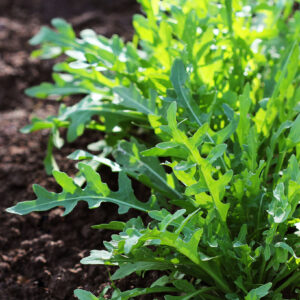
[7,0,300,299]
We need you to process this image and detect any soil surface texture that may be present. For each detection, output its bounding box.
[0,1,161,299]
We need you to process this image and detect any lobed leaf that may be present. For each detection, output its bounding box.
[6,164,154,216]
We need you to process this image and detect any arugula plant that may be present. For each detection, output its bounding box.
[7,0,300,299]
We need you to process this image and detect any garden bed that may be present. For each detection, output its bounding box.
[0,1,151,299]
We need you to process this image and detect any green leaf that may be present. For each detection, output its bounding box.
[51,18,76,39]
[20,117,55,133]
[92,221,126,231]
[68,150,121,172]
[182,10,198,55]
[201,166,232,222]
[288,114,300,145]
[274,242,299,259]
[111,261,173,280]
[170,59,204,126]
[74,289,99,300]
[207,144,227,164]
[149,209,195,237]
[144,227,203,265]
[245,283,272,300]
[225,0,233,34]
[109,286,178,300]
[141,142,188,159]
[114,85,157,115]
[6,164,153,216]
[57,96,145,141]
[268,183,291,223]
[165,288,214,300]
[25,82,90,99]
[236,83,251,147]
[113,139,182,199]
[213,113,239,144]
[263,41,299,135]
[143,225,230,293]
[80,249,113,265]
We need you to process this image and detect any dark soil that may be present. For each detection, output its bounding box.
[0,1,161,299]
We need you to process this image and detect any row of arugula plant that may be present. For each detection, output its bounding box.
[7,0,300,299]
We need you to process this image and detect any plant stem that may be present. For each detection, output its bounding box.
[258,258,266,283]
[274,272,300,294]
[256,193,265,233]
[273,264,298,286]
[197,261,231,294]
[274,151,286,178]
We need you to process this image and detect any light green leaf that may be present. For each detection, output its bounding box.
[288,114,300,145]
[20,117,55,133]
[92,221,126,231]
[236,83,251,148]
[207,144,227,164]
[201,166,232,222]
[51,18,76,39]
[245,283,272,300]
[74,289,99,300]
[213,114,239,144]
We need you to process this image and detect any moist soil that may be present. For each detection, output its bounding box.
[0,1,162,299]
